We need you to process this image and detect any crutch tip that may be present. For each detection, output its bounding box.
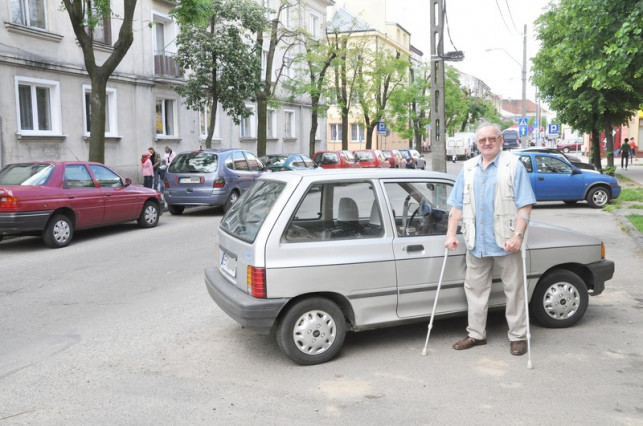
[527,361,534,370]
[421,349,428,356]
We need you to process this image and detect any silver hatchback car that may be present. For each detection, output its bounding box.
[205,169,614,365]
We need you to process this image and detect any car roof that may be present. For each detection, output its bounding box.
[258,167,453,183]
[5,161,107,167]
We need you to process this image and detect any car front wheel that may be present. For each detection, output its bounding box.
[530,270,588,328]
[43,214,73,248]
[276,297,347,365]
[586,186,610,208]
[137,201,160,228]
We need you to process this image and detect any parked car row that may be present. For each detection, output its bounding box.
[312,149,426,170]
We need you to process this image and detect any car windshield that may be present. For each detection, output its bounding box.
[169,152,218,173]
[220,180,286,243]
[0,163,54,185]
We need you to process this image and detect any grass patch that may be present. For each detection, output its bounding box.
[626,214,643,232]
[618,187,643,202]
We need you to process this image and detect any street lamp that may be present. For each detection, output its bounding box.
[485,24,528,135]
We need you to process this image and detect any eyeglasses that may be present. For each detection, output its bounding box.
[477,136,501,144]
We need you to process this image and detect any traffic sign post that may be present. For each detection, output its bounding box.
[548,124,559,134]
[519,126,528,136]
[518,118,528,127]
[377,121,387,135]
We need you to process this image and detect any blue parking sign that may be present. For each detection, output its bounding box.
[377,121,386,134]
[548,124,559,134]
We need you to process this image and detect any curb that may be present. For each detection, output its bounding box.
[613,209,643,252]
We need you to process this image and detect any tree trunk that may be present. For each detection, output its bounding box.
[88,77,108,163]
[604,123,615,168]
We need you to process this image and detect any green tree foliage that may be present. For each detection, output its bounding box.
[62,0,136,163]
[532,0,642,170]
[172,0,267,148]
[443,67,468,136]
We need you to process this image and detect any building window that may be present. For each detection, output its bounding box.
[267,109,277,138]
[155,98,176,136]
[200,104,220,139]
[309,12,320,39]
[152,12,179,77]
[284,110,295,138]
[10,0,46,29]
[83,85,118,137]
[240,106,255,138]
[15,76,60,134]
[351,123,365,142]
[84,2,111,44]
[330,123,342,142]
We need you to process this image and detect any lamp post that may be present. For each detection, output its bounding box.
[485,24,527,136]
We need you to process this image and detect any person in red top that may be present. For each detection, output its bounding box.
[141,151,154,188]
[630,139,637,164]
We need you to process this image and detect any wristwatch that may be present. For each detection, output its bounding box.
[515,231,524,239]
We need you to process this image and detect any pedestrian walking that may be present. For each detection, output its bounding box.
[149,147,162,190]
[630,139,637,164]
[621,138,631,170]
[444,123,537,356]
[141,151,154,188]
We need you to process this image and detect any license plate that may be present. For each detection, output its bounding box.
[221,252,237,277]
[179,176,202,184]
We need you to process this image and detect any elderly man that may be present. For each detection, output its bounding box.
[444,123,536,356]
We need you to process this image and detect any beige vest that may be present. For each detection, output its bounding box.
[462,151,519,250]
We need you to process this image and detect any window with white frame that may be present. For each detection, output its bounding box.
[351,123,365,142]
[330,123,342,142]
[284,54,295,79]
[200,104,221,139]
[84,5,111,44]
[155,98,176,136]
[15,76,60,135]
[309,12,320,39]
[267,109,277,138]
[83,85,118,137]
[284,110,295,138]
[10,0,46,29]
[152,13,176,56]
[261,49,268,80]
[240,106,255,138]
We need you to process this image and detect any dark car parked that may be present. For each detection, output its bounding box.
[260,154,316,172]
[399,149,426,169]
[0,161,161,248]
[164,149,266,215]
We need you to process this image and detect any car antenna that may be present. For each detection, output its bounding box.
[67,147,80,161]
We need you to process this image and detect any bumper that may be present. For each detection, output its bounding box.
[164,191,228,207]
[586,259,614,296]
[204,266,289,335]
[0,211,51,235]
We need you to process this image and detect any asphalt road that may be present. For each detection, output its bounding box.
[1,189,642,424]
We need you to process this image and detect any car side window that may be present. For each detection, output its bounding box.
[384,181,452,237]
[89,164,123,188]
[245,152,263,171]
[230,151,249,171]
[284,181,383,242]
[536,156,572,174]
[64,165,95,188]
[519,156,533,173]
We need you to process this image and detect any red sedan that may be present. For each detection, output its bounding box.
[353,149,391,168]
[0,161,162,248]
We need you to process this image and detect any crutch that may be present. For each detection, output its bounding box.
[421,247,449,356]
[521,239,534,369]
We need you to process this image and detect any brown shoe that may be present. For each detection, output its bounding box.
[452,336,487,350]
[510,340,527,356]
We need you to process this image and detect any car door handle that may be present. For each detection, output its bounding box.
[406,244,424,253]
[538,177,545,181]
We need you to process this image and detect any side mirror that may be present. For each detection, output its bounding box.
[125,178,132,186]
[571,168,581,175]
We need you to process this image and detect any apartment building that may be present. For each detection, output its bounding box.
[0,0,331,181]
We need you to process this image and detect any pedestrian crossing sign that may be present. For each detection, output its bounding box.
[518,118,528,126]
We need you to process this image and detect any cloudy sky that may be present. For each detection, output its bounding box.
[386,0,555,103]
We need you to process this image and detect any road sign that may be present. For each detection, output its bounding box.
[518,118,528,126]
[548,124,559,134]
[519,125,528,136]
[528,125,534,134]
[377,121,387,135]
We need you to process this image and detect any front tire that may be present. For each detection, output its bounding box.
[137,201,160,228]
[586,186,610,208]
[43,214,73,248]
[530,270,588,328]
[276,297,347,366]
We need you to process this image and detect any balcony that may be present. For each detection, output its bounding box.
[154,51,181,78]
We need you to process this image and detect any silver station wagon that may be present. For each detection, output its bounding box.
[205,169,614,365]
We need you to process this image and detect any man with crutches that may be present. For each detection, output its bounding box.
[444,123,536,358]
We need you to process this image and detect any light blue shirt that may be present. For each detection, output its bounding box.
[448,153,536,258]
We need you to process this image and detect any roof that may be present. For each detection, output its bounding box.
[328,8,373,32]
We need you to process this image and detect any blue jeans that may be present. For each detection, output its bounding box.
[143,176,153,188]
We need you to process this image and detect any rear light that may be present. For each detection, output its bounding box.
[0,194,18,209]
[247,266,266,298]
[213,177,225,188]
[601,242,605,259]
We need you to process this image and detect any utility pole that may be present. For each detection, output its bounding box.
[430,0,446,173]
[521,24,527,146]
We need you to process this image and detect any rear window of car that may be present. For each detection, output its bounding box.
[0,163,54,185]
[355,151,375,161]
[169,152,218,174]
[220,180,286,243]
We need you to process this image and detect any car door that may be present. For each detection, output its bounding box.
[62,164,105,227]
[382,179,471,318]
[90,164,141,222]
[531,155,584,200]
[244,152,265,182]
